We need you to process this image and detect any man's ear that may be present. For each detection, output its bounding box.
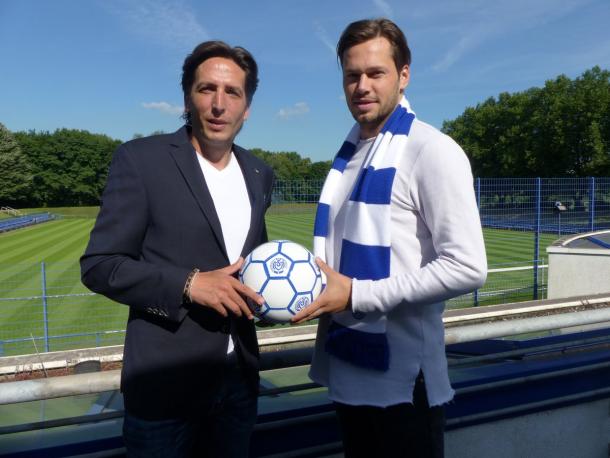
[399,65,410,92]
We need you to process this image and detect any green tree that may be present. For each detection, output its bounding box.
[0,123,33,206]
[443,66,610,177]
[14,129,121,206]
[251,149,309,180]
[309,160,332,180]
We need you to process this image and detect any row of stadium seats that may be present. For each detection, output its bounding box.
[480,216,610,234]
[0,212,55,233]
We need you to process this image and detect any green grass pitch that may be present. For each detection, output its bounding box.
[0,205,558,355]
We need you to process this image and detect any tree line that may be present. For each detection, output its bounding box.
[0,125,333,208]
[442,66,610,177]
[1,66,608,207]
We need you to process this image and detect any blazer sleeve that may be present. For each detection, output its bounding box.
[80,144,190,323]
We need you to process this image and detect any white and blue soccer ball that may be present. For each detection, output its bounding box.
[239,240,323,323]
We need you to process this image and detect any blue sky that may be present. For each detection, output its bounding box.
[1,0,609,162]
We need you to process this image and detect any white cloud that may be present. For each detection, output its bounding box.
[373,0,393,18]
[142,101,184,116]
[314,21,336,56]
[277,102,310,119]
[105,0,208,50]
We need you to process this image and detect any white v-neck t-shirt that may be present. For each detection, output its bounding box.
[196,151,252,353]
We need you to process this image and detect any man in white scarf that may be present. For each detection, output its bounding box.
[292,18,487,457]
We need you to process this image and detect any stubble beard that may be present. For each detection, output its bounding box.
[351,106,392,137]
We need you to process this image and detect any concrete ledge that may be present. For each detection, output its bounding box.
[0,345,124,376]
[0,325,319,376]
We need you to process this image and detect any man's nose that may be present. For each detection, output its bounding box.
[355,74,370,93]
[212,91,225,114]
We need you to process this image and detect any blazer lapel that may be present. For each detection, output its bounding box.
[234,146,266,256]
[168,128,228,261]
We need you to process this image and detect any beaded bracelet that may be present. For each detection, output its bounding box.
[182,268,200,304]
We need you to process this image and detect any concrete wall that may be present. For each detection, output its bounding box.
[547,247,610,299]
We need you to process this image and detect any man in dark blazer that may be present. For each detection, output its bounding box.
[80,41,274,457]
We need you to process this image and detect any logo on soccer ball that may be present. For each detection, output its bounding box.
[295,296,310,311]
[270,257,287,274]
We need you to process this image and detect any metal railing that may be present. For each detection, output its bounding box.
[2,293,610,406]
[0,261,549,356]
[1,177,608,356]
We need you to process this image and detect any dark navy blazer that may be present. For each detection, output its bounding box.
[80,126,274,419]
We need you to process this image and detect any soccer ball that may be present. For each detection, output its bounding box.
[239,240,323,323]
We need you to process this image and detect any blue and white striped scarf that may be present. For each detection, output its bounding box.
[313,96,416,372]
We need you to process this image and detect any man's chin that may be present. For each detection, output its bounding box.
[354,112,380,126]
[350,110,374,122]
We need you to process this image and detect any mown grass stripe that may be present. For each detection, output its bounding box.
[0,220,92,265]
[0,206,563,354]
[0,223,92,296]
[39,225,92,265]
[0,219,84,250]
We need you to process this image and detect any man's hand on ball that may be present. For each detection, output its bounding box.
[291,258,352,324]
[189,258,264,320]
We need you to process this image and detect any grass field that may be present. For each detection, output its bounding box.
[0,205,558,355]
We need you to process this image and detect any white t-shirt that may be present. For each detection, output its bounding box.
[197,151,251,353]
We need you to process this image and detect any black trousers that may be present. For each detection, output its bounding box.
[334,372,445,458]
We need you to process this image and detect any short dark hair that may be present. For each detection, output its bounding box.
[181,40,259,109]
[337,18,411,71]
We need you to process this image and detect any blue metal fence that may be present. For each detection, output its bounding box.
[273,177,610,232]
[476,177,610,234]
[0,177,609,356]
[0,262,126,356]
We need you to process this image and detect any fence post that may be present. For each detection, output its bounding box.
[41,261,50,353]
[533,178,541,300]
[590,176,595,232]
[474,178,481,306]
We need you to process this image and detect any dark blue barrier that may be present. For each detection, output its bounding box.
[0,213,56,233]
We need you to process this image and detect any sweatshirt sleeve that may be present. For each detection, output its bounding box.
[351,133,487,313]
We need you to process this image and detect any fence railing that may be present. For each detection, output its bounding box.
[274,176,610,301]
[0,262,127,357]
[274,177,610,231]
[0,260,545,357]
[1,177,609,356]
